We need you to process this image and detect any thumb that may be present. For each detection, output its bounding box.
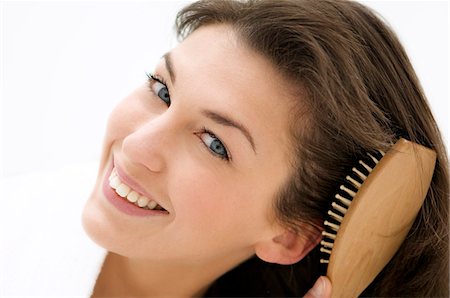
[304,276,332,298]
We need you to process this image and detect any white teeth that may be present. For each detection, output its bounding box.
[127,191,139,203]
[108,168,117,181]
[109,176,121,189]
[116,184,131,197]
[147,200,158,210]
[137,196,150,207]
[108,167,165,211]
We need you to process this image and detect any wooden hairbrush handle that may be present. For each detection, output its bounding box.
[326,138,436,297]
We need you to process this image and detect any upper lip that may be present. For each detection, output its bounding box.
[113,158,168,212]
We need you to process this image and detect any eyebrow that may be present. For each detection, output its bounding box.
[163,52,176,83]
[202,110,256,153]
[162,52,256,154]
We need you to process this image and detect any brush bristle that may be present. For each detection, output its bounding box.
[320,149,385,266]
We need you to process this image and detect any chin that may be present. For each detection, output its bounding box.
[81,189,112,250]
[81,189,139,258]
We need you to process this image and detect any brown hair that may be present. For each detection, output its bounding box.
[175,0,449,296]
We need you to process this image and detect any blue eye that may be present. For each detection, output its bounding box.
[199,131,229,161]
[146,73,171,106]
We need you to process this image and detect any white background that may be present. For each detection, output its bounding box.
[1,0,449,178]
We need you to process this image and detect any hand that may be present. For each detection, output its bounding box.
[304,276,332,298]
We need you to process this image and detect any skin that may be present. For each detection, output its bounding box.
[83,24,329,297]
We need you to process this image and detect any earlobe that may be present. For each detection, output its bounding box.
[255,228,321,265]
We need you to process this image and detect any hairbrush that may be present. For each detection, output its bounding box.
[319,138,436,297]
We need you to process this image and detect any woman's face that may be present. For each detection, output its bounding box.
[83,24,296,269]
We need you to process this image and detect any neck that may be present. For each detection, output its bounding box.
[92,250,253,297]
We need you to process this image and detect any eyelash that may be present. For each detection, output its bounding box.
[146,72,167,89]
[145,72,231,162]
[146,72,170,106]
[198,126,231,161]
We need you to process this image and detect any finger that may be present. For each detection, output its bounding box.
[304,276,332,298]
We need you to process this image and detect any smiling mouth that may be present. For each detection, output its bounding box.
[108,167,167,212]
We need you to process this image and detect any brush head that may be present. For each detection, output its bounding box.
[320,138,436,298]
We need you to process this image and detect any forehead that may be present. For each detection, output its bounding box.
[171,24,297,162]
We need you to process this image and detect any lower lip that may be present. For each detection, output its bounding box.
[102,161,169,217]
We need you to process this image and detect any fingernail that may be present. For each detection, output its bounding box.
[310,276,325,296]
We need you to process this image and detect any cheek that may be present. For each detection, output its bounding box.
[169,166,271,244]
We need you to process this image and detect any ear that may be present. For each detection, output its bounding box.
[254,227,321,265]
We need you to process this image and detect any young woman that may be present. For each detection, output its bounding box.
[82,0,449,296]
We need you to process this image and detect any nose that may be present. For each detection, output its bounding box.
[122,114,178,173]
